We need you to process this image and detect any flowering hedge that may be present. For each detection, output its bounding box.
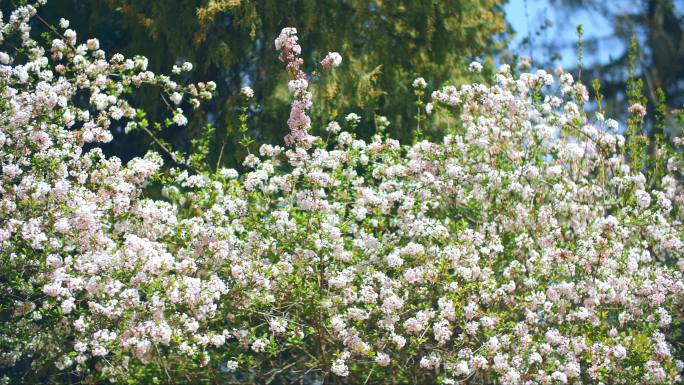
[1,2,683,384]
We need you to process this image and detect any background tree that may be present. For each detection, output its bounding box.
[25,0,507,168]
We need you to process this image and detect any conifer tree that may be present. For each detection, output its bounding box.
[28,0,507,167]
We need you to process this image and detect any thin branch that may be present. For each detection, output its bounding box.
[216,141,226,172]
[139,123,198,173]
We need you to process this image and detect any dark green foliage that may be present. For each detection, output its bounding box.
[27,0,507,169]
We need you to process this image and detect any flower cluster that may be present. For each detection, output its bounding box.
[321,52,342,69]
[277,29,342,149]
[275,27,313,147]
[1,3,683,385]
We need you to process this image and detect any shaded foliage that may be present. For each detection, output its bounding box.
[25,0,507,168]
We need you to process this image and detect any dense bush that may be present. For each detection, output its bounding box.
[1,2,682,384]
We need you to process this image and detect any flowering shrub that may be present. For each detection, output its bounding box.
[1,2,683,384]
